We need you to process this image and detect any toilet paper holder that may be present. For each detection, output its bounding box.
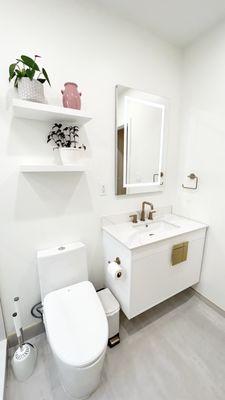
[108,257,121,265]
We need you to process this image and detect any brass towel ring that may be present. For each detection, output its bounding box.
[182,173,198,190]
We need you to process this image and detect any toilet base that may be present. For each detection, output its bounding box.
[61,383,93,400]
[54,349,106,399]
[61,380,100,400]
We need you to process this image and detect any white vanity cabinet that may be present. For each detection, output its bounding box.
[102,214,207,319]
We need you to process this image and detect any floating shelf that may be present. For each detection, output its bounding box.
[20,165,86,173]
[11,99,92,126]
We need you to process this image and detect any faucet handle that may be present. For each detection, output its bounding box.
[148,210,156,220]
[129,214,138,223]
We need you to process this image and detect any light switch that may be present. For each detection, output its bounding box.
[99,182,107,196]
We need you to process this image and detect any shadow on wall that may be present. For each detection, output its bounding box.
[7,118,92,160]
[14,172,93,220]
[8,118,51,158]
[2,115,94,221]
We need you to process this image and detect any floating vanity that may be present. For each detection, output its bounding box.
[102,212,207,319]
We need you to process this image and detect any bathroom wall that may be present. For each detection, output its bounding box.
[0,0,182,333]
[0,302,5,342]
[175,21,225,311]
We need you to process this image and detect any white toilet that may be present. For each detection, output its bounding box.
[37,242,108,399]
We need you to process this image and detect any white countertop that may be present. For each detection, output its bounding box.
[102,213,208,249]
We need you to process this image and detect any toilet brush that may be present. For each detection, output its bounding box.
[11,297,37,381]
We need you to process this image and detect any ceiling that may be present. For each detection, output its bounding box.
[94,0,225,47]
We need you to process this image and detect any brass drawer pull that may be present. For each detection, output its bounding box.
[171,242,189,266]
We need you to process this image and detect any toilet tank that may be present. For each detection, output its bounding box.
[37,242,88,301]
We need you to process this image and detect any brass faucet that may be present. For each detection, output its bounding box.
[140,201,155,221]
[129,214,138,223]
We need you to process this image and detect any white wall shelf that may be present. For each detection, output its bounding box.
[11,99,92,126]
[20,165,86,173]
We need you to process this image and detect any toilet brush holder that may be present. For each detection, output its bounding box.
[11,342,37,381]
[11,304,38,381]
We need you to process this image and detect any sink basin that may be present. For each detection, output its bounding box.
[128,220,180,246]
[132,220,179,235]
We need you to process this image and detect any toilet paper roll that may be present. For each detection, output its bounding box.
[107,261,123,280]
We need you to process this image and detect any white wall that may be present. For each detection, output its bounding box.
[0,0,182,334]
[174,21,225,311]
[0,302,5,341]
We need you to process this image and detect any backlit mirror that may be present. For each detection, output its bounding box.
[115,85,167,195]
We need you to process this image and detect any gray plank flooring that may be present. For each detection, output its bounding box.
[5,289,225,400]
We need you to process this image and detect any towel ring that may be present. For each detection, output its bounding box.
[182,173,198,190]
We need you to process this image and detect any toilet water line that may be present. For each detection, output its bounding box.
[31,302,43,319]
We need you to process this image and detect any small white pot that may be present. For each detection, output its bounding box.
[53,148,62,165]
[18,77,45,103]
[59,148,83,165]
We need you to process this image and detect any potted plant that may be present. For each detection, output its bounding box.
[9,54,51,103]
[47,123,87,165]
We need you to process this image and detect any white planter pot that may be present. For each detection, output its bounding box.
[53,148,62,165]
[18,78,45,103]
[57,148,83,165]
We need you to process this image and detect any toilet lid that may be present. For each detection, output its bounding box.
[44,281,108,368]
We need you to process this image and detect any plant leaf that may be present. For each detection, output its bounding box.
[9,63,17,80]
[21,68,27,77]
[9,72,15,82]
[21,55,39,71]
[15,69,23,78]
[14,76,19,88]
[42,68,51,86]
[26,68,35,80]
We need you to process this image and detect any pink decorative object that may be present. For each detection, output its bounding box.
[61,82,81,110]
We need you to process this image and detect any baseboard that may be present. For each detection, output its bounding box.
[191,288,225,317]
[6,290,224,348]
[7,321,45,348]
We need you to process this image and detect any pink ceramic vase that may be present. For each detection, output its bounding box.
[61,82,81,110]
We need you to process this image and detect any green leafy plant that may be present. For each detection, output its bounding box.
[47,123,87,149]
[9,54,51,88]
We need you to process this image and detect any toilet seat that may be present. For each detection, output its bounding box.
[44,281,108,368]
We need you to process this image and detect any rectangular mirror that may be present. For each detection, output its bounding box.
[115,85,167,195]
